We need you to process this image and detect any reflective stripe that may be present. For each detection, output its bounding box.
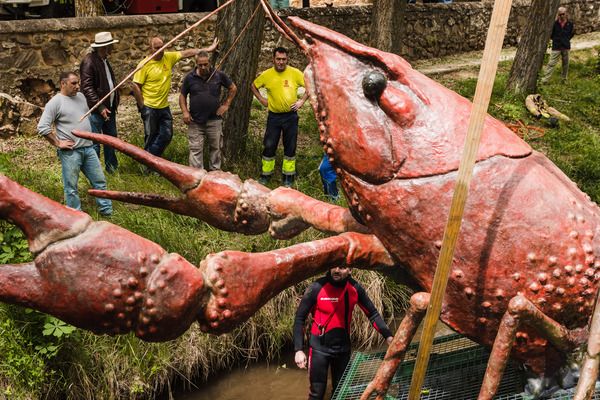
[282,156,296,175]
[262,157,275,175]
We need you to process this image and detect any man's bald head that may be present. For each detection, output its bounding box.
[150,37,165,60]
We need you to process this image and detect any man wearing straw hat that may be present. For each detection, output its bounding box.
[80,31,121,174]
[132,36,218,160]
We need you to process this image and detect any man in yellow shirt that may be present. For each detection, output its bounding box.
[132,37,217,159]
[251,47,308,187]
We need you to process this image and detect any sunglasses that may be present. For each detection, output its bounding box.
[558,13,566,16]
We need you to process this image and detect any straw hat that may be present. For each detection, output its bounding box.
[91,32,119,48]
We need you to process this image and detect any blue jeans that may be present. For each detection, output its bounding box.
[270,0,289,8]
[141,106,173,157]
[89,110,119,173]
[58,146,112,215]
[319,155,339,200]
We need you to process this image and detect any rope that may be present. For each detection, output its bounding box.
[207,1,262,82]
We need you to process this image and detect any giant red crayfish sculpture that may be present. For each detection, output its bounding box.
[2,15,600,400]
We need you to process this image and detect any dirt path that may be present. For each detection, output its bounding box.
[413,31,600,76]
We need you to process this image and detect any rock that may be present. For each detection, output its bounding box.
[0,93,43,138]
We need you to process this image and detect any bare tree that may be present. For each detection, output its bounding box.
[216,0,266,159]
[370,0,407,54]
[506,0,561,94]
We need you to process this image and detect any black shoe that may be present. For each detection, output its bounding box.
[282,174,295,187]
[258,174,270,185]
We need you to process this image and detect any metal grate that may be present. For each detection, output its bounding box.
[332,334,600,400]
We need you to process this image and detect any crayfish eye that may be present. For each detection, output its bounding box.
[362,71,387,102]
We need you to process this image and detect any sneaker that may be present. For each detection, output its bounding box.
[258,174,270,185]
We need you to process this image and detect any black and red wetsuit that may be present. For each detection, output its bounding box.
[293,273,393,399]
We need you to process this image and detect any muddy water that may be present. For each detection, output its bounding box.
[177,322,453,399]
[176,353,321,400]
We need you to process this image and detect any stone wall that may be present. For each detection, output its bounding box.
[0,14,215,106]
[0,0,598,106]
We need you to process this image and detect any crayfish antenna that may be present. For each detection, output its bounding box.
[0,174,91,254]
[72,130,206,192]
[88,190,195,217]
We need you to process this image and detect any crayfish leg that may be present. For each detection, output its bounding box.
[360,292,430,400]
[0,262,48,311]
[197,232,394,335]
[479,295,580,400]
[0,174,91,254]
[73,130,205,192]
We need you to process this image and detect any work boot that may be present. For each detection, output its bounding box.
[282,174,295,188]
[258,174,270,185]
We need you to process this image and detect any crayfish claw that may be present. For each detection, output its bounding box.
[72,130,205,192]
[0,174,91,254]
[88,190,193,216]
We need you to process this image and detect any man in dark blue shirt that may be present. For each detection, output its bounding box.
[179,52,237,170]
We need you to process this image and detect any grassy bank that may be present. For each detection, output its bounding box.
[0,97,408,399]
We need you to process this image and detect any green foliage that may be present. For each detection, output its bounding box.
[0,222,31,264]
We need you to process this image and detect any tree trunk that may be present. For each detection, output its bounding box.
[216,0,266,159]
[369,0,407,54]
[506,0,560,95]
[75,0,103,17]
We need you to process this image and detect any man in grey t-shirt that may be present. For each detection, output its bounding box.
[37,71,112,216]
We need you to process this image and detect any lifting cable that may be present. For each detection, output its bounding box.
[208,1,263,82]
[407,0,514,398]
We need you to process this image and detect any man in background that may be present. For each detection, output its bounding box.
[37,71,112,217]
[179,51,237,171]
[251,47,308,187]
[132,37,217,159]
[541,6,575,84]
[80,31,120,173]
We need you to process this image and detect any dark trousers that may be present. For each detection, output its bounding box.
[142,106,173,157]
[262,111,298,159]
[89,108,118,173]
[308,348,351,400]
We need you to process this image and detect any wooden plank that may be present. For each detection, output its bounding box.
[407,0,514,398]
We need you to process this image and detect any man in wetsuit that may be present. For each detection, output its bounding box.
[293,266,394,399]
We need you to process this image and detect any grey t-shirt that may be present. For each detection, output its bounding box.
[37,92,94,148]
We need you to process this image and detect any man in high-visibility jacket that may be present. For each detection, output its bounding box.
[251,47,308,187]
